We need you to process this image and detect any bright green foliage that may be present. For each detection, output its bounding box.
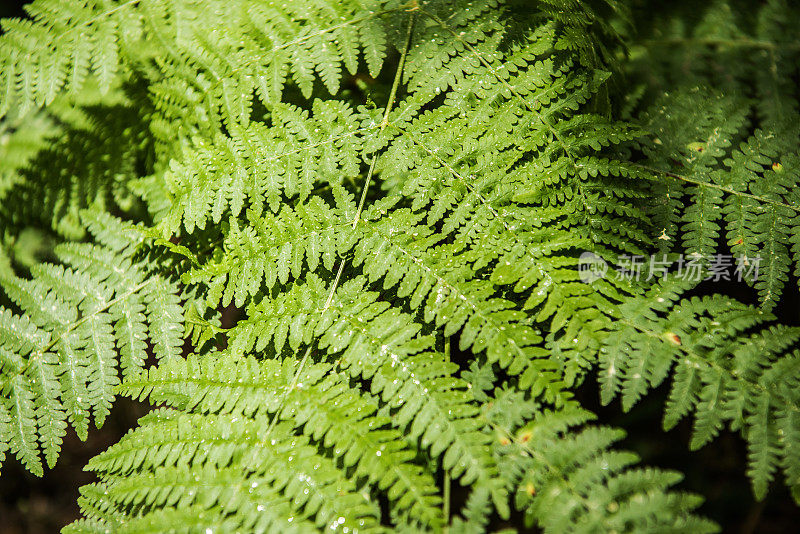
[0,0,799,532]
[0,0,128,116]
[67,352,712,533]
[229,273,507,505]
[86,353,438,531]
[0,0,392,119]
[182,8,651,386]
[162,101,369,234]
[69,412,383,534]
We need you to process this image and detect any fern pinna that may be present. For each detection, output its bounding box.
[0,0,798,532]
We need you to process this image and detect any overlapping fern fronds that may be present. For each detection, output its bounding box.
[65,351,712,533]
[0,0,798,531]
[628,0,800,309]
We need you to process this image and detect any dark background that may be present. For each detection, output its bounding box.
[1,0,799,532]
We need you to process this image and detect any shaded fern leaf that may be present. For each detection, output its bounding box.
[631,0,800,309]
[0,211,183,476]
[638,88,800,310]
[1,91,149,239]
[517,420,715,532]
[472,391,717,533]
[0,108,57,200]
[600,276,800,501]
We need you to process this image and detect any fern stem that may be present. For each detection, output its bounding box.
[352,3,416,227]
[634,163,799,212]
[443,335,451,531]
[66,0,143,37]
[264,12,418,436]
[443,470,451,531]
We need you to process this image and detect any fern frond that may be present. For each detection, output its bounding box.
[481,392,716,533]
[0,211,183,475]
[0,109,57,200]
[160,100,369,235]
[630,0,800,309]
[74,350,718,532]
[229,273,508,512]
[169,1,650,399]
[0,0,135,117]
[192,190,356,309]
[71,409,382,533]
[638,88,800,309]
[112,352,444,529]
[369,15,651,377]
[401,0,505,97]
[136,0,396,144]
[536,0,630,72]
[1,94,149,239]
[0,0,395,121]
[600,276,800,501]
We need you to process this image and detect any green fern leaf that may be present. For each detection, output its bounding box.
[600,276,800,501]
[0,212,184,474]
